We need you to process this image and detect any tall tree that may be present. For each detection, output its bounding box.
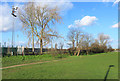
[18,2,35,54]
[67,28,82,49]
[18,2,62,55]
[34,4,62,54]
[67,28,83,56]
[77,34,85,56]
[67,28,76,49]
[98,33,110,52]
[82,34,93,55]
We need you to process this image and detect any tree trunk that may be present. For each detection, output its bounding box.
[74,52,76,56]
[77,49,80,56]
[74,48,77,56]
[40,39,43,55]
[86,47,89,55]
[86,50,88,55]
[32,29,34,54]
[72,40,75,49]
[51,40,53,49]
[40,26,43,55]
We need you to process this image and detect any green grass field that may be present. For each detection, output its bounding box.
[2,52,118,79]
[2,54,68,67]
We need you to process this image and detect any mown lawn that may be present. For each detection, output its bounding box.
[2,52,118,79]
[2,54,68,67]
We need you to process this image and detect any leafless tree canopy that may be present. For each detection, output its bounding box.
[98,33,110,46]
[67,28,83,49]
[18,2,112,56]
[18,2,62,54]
[18,2,36,53]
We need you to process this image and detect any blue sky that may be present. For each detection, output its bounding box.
[0,1,118,49]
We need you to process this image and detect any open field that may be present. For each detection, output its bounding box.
[2,52,118,79]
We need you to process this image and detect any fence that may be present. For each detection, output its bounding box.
[1,46,69,57]
[2,47,17,57]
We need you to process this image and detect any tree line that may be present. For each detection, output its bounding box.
[18,2,113,56]
[67,28,113,56]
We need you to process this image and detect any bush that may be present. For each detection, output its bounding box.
[68,48,76,56]
[90,43,108,53]
[108,46,114,52]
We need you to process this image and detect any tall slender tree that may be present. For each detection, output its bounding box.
[18,2,35,54]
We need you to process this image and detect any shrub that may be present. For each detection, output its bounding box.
[68,48,76,56]
[108,46,114,52]
[90,43,108,53]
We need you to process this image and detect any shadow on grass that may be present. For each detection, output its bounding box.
[104,65,115,81]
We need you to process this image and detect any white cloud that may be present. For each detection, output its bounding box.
[35,1,73,12]
[68,24,73,28]
[112,23,118,28]
[102,0,117,2]
[112,22,120,28]
[1,0,116,2]
[0,3,12,32]
[113,0,120,5]
[102,0,119,6]
[102,0,113,2]
[0,1,73,32]
[68,16,98,28]
[0,3,23,32]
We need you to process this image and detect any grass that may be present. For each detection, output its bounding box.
[2,54,68,67]
[2,52,118,79]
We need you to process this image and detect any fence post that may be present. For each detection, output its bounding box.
[21,45,22,56]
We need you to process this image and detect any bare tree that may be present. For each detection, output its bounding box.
[67,28,76,49]
[82,34,93,55]
[67,28,82,48]
[18,2,36,54]
[76,34,85,56]
[18,2,62,55]
[34,5,62,54]
[90,33,110,53]
[59,42,64,50]
[98,33,110,46]
[67,28,83,56]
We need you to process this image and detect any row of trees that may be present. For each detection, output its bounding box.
[67,28,113,55]
[18,2,113,56]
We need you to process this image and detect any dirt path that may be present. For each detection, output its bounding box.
[0,59,65,70]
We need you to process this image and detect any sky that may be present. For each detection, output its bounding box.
[0,0,119,49]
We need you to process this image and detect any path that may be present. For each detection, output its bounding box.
[0,59,65,70]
